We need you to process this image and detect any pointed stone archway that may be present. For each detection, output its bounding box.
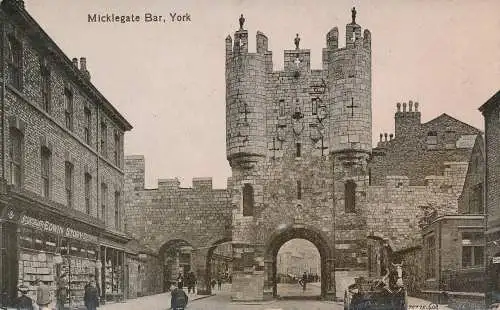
[263,224,334,300]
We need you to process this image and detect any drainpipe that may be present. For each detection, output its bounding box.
[438,220,442,292]
[1,22,6,184]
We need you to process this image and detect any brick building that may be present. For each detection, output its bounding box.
[0,0,138,307]
[479,90,500,306]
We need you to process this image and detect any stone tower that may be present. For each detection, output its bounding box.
[326,7,372,271]
[225,9,372,301]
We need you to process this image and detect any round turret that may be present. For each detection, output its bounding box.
[225,23,269,169]
[326,9,372,155]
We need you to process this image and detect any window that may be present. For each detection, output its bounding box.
[65,161,73,207]
[425,235,436,279]
[64,88,73,130]
[279,100,285,117]
[9,128,23,188]
[462,232,484,268]
[40,61,51,112]
[41,147,51,198]
[85,173,92,214]
[101,121,107,157]
[444,130,456,149]
[345,180,356,213]
[101,183,107,223]
[469,183,483,214]
[242,183,254,216]
[114,131,121,167]
[114,191,120,230]
[84,108,91,145]
[426,131,438,149]
[312,98,318,115]
[296,143,301,158]
[297,180,302,200]
[7,35,22,89]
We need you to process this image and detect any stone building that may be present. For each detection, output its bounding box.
[479,90,500,306]
[124,9,484,302]
[0,0,136,307]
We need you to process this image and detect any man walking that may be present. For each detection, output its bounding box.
[56,273,68,310]
[170,284,188,310]
[301,272,307,291]
[15,285,33,310]
[35,278,51,310]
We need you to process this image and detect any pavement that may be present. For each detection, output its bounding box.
[91,283,454,310]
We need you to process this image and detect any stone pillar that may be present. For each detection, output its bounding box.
[193,248,210,295]
[325,257,336,300]
[263,259,274,298]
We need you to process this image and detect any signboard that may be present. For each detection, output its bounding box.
[20,215,98,243]
[492,257,500,264]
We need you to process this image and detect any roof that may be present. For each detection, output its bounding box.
[2,1,133,131]
[479,89,500,114]
[422,113,481,133]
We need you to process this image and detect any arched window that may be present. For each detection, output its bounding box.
[345,180,356,213]
[243,183,254,216]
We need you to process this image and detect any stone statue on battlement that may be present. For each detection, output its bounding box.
[239,14,245,30]
[294,33,300,50]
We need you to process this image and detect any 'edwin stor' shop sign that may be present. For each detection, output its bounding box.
[21,215,98,243]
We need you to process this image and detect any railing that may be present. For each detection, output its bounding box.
[441,268,485,293]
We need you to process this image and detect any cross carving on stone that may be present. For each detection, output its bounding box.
[269,137,280,160]
[294,57,301,68]
[346,97,358,117]
[316,136,328,157]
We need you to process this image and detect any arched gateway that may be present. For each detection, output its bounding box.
[264,224,333,299]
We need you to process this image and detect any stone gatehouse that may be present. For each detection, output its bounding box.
[124,8,481,301]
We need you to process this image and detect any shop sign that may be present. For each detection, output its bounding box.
[492,257,500,264]
[20,215,98,243]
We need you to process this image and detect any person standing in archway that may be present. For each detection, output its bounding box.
[301,271,307,291]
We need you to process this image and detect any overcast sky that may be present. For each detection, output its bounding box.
[27,0,500,189]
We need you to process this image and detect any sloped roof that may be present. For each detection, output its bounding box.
[423,113,482,133]
[479,90,500,113]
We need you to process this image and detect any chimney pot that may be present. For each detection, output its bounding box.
[80,57,87,71]
[414,102,419,112]
[409,100,413,112]
[402,102,407,112]
[396,102,401,113]
[72,58,78,67]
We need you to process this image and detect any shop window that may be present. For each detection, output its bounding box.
[462,231,484,268]
[65,161,74,208]
[114,131,121,167]
[41,146,51,198]
[40,60,51,113]
[9,127,23,188]
[33,230,45,251]
[242,183,254,216]
[19,227,33,249]
[100,121,107,157]
[101,183,108,223]
[345,180,356,213]
[85,173,92,214]
[426,131,438,149]
[60,238,69,255]
[64,87,73,131]
[45,233,57,253]
[7,34,22,90]
[84,107,91,145]
[425,235,436,279]
[114,191,120,230]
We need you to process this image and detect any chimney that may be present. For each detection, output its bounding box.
[79,57,91,80]
[72,58,78,67]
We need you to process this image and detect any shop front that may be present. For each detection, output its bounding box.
[0,193,104,309]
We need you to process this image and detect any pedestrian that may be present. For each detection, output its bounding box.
[302,272,307,291]
[217,276,222,291]
[34,278,51,310]
[55,273,68,310]
[210,279,216,290]
[83,279,99,310]
[177,272,184,289]
[15,285,33,310]
[170,283,188,310]
[187,271,196,294]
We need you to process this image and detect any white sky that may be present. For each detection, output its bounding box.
[27,0,500,189]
